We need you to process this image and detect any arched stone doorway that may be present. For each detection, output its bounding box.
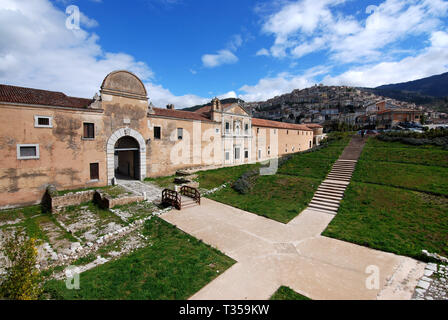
[107,128,146,184]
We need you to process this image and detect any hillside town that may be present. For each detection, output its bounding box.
[245,85,448,130]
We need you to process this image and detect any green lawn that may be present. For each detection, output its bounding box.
[207,175,320,223]
[207,133,352,223]
[43,217,235,300]
[323,182,448,260]
[353,161,448,196]
[195,163,260,190]
[323,136,448,261]
[145,163,260,191]
[270,286,311,300]
[0,205,75,243]
[360,140,448,167]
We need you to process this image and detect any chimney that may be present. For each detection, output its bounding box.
[166,104,174,110]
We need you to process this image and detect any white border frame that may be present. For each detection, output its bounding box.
[17,144,40,160]
[34,115,53,128]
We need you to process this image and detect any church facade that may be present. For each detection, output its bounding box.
[0,70,319,208]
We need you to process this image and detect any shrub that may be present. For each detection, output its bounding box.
[232,169,259,194]
[0,233,42,300]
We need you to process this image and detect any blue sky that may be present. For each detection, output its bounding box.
[1,0,448,107]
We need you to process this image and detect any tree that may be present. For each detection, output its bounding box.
[0,233,42,300]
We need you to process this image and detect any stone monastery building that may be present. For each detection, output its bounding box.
[0,71,321,208]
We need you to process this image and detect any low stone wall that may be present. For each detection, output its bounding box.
[42,186,96,213]
[42,185,144,213]
[93,190,144,209]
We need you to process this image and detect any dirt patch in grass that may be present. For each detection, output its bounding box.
[43,217,235,300]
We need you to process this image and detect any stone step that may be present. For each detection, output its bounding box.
[310,200,339,209]
[314,192,343,200]
[327,175,351,180]
[321,182,348,188]
[308,204,338,215]
[317,186,345,194]
[312,196,340,204]
[317,185,345,193]
[330,169,354,173]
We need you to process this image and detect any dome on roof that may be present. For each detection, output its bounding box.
[101,70,147,99]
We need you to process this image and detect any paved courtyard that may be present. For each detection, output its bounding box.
[161,136,426,300]
[161,199,425,300]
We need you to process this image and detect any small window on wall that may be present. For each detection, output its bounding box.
[34,115,52,128]
[225,122,230,133]
[268,146,271,155]
[17,144,39,160]
[258,149,262,159]
[90,163,99,180]
[83,123,95,139]
[287,130,289,135]
[225,151,230,161]
[244,123,249,134]
[154,126,161,140]
[178,128,183,140]
[257,128,260,134]
[244,150,249,159]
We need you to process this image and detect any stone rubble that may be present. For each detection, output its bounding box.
[412,263,448,300]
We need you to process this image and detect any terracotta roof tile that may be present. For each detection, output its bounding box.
[152,107,213,122]
[252,118,312,131]
[303,123,323,129]
[0,84,93,109]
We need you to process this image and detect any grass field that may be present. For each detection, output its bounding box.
[208,133,352,223]
[145,163,260,191]
[270,286,311,300]
[323,137,448,260]
[43,217,235,300]
[207,175,320,223]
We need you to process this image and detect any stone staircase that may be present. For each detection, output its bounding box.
[308,136,366,215]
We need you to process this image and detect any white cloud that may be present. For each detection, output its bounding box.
[146,82,209,109]
[256,48,270,56]
[201,49,238,68]
[260,0,448,63]
[218,91,238,99]
[239,66,329,102]
[0,0,212,108]
[322,30,448,87]
[201,34,243,68]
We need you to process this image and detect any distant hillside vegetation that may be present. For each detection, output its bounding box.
[182,98,244,112]
[375,72,448,97]
[363,72,448,113]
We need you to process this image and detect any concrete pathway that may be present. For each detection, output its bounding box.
[160,136,426,300]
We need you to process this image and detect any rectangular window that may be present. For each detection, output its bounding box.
[17,144,39,160]
[268,146,271,155]
[234,147,240,160]
[258,149,261,159]
[90,163,99,180]
[34,115,52,128]
[257,128,260,134]
[287,130,289,135]
[154,126,161,140]
[244,150,249,159]
[225,151,230,161]
[215,128,220,134]
[177,128,183,140]
[225,122,230,134]
[83,123,95,139]
[244,123,249,134]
